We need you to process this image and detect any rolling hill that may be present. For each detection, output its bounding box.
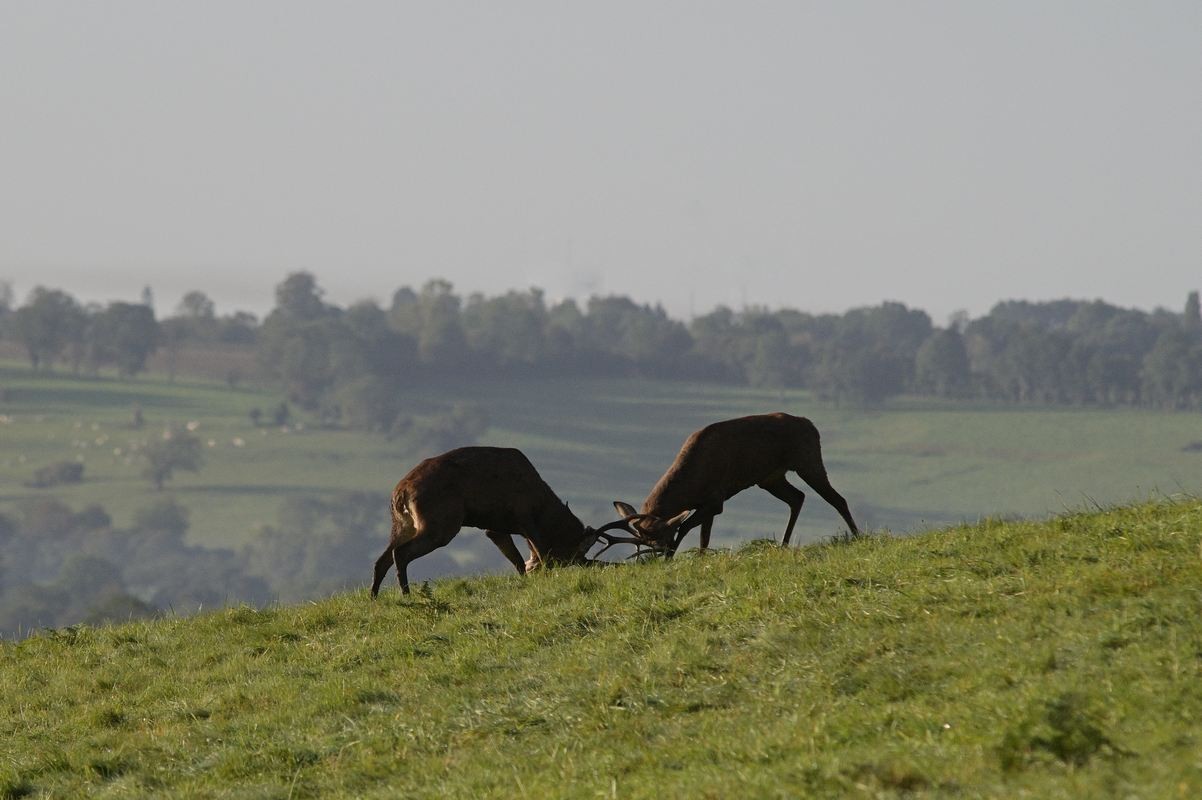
[2,499,1200,797]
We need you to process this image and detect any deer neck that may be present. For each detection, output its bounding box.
[643,482,693,520]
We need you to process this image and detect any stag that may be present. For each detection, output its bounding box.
[608,413,859,556]
[371,446,621,596]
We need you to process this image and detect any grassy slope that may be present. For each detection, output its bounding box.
[2,500,1201,798]
[3,361,1201,557]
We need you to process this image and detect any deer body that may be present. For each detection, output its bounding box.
[371,446,596,596]
[614,413,859,554]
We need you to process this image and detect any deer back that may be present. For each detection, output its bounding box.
[643,413,820,516]
[394,446,584,545]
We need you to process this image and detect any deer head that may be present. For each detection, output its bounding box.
[525,502,603,568]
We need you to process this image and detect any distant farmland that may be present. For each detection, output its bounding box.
[2,358,1199,572]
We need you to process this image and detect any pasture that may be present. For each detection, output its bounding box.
[2,499,1200,797]
[1,359,1200,570]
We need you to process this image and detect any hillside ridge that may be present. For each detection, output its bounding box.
[3,500,1201,797]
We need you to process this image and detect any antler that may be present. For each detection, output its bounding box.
[591,517,669,559]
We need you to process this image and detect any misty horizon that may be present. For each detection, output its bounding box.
[2,271,1198,331]
[2,2,1199,326]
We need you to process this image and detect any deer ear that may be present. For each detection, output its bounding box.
[613,501,639,519]
[666,509,697,530]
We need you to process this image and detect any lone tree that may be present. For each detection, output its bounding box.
[12,287,85,371]
[141,428,204,490]
[1185,291,1201,334]
[93,302,160,377]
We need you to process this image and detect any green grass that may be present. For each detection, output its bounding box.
[2,361,1201,562]
[2,499,1201,797]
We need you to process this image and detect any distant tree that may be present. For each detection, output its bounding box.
[1065,300,1121,337]
[141,285,155,311]
[0,280,13,332]
[996,326,1073,404]
[1142,329,1202,409]
[812,346,907,406]
[388,286,421,339]
[544,298,586,368]
[258,274,357,407]
[26,461,85,489]
[217,311,258,345]
[0,511,17,551]
[1185,291,1201,335]
[283,320,351,406]
[12,287,85,370]
[806,302,929,404]
[745,327,792,390]
[72,303,104,375]
[1084,347,1141,406]
[688,306,749,383]
[173,290,219,342]
[947,309,970,333]
[74,503,113,531]
[343,300,416,378]
[462,289,548,369]
[117,498,270,610]
[244,492,395,602]
[272,402,291,426]
[177,290,216,321]
[915,329,972,397]
[274,272,327,319]
[839,302,933,390]
[415,279,469,367]
[57,554,127,602]
[132,497,190,545]
[159,317,188,382]
[585,295,693,374]
[988,299,1084,331]
[92,302,160,377]
[335,376,403,433]
[141,428,204,490]
[249,407,263,426]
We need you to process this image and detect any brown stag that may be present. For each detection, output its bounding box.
[371,446,623,597]
[609,413,859,556]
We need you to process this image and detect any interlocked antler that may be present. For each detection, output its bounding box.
[591,516,668,560]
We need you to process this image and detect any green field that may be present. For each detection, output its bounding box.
[2,499,1200,797]
[1,360,1200,567]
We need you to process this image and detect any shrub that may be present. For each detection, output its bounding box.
[25,461,84,489]
[140,428,203,490]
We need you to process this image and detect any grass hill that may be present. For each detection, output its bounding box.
[2,499,1201,798]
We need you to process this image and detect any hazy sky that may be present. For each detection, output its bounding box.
[2,2,1199,323]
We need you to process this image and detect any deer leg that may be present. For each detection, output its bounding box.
[698,515,715,551]
[391,519,459,596]
[485,530,527,575]
[523,538,544,573]
[799,471,859,536]
[759,474,806,546]
[370,544,396,598]
[669,507,717,557]
[391,534,449,595]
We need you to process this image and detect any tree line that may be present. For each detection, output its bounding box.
[244,274,1202,414]
[3,276,1201,412]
